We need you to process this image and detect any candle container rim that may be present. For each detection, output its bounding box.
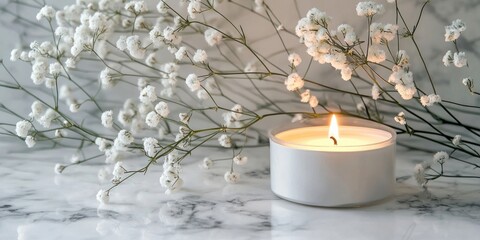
[268,116,396,151]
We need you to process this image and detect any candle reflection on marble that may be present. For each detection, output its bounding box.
[269,115,396,207]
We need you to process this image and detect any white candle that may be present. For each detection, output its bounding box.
[269,115,396,207]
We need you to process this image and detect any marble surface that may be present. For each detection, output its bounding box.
[1,144,480,240]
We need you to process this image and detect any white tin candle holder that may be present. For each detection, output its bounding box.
[269,116,396,207]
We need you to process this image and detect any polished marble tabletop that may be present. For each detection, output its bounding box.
[1,143,480,240]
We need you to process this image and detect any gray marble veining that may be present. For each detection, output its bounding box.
[1,145,480,240]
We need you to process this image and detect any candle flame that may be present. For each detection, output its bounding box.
[328,114,339,145]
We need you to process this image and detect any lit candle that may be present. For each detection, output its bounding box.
[269,115,396,207]
[274,114,393,151]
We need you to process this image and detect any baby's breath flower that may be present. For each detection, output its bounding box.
[116,35,127,51]
[96,189,109,204]
[145,111,161,128]
[433,151,449,164]
[367,45,386,63]
[218,134,232,148]
[309,95,319,108]
[10,49,20,61]
[413,163,427,186]
[155,101,170,118]
[453,52,467,68]
[288,53,302,67]
[117,130,134,145]
[54,163,66,174]
[340,67,352,81]
[444,19,466,42]
[420,94,441,107]
[284,73,304,91]
[370,23,398,44]
[39,108,58,128]
[15,120,32,138]
[139,85,157,104]
[452,135,462,146]
[125,1,148,14]
[372,84,381,100]
[101,110,114,128]
[224,170,240,184]
[230,104,243,120]
[36,5,55,21]
[126,35,146,59]
[204,28,223,46]
[185,74,201,92]
[70,153,80,164]
[145,53,157,67]
[192,49,208,63]
[233,155,248,165]
[69,102,80,113]
[25,135,36,148]
[95,137,112,152]
[30,101,44,119]
[394,112,406,125]
[175,46,187,61]
[143,137,159,157]
[300,89,311,103]
[65,58,76,69]
[112,161,126,180]
[356,1,384,17]
[187,0,201,19]
[99,68,116,89]
[201,157,213,169]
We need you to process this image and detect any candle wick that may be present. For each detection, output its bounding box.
[330,136,338,145]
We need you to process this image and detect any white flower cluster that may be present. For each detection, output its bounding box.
[367,23,398,63]
[433,151,449,164]
[187,0,202,19]
[388,51,416,100]
[394,112,406,125]
[370,23,398,44]
[420,94,441,107]
[185,73,209,100]
[356,1,384,17]
[442,50,467,68]
[95,129,135,164]
[15,120,32,138]
[96,189,109,204]
[160,151,184,194]
[445,19,466,42]
[223,104,244,127]
[224,170,240,184]
[296,9,353,81]
[284,72,319,108]
[112,161,126,182]
[101,110,114,128]
[201,157,213,169]
[413,161,430,186]
[337,24,357,45]
[288,53,302,67]
[218,134,232,148]
[143,137,159,157]
[204,28,223,46]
